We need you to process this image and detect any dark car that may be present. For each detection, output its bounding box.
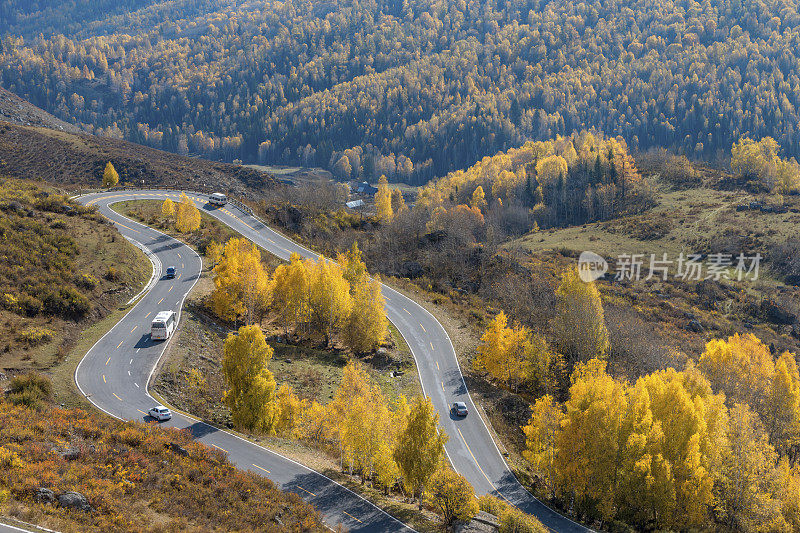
[451,401,468,417]
[165,266,176,279]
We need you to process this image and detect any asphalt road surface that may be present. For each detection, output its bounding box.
[75,190,591,533]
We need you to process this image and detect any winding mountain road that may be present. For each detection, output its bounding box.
[75,190,590,533]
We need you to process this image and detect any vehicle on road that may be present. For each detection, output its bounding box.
[451,401,468,416]
[208,192,227,206]
[151,310,176,340]
[165,266,176,279]
[149,405,172,421]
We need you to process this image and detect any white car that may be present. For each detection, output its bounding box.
[149,405,172,421]
[208,192,227,206]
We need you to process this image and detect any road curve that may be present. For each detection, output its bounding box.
[76,190,591,533]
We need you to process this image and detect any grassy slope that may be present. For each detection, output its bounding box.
[506,179,800,372]
[0,122,276,195]
[510,183,800,267]
[0,400,324,533]
[0,180,151,405]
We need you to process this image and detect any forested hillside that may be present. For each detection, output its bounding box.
[3,0,800,182]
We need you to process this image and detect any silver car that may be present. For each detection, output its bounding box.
[451,402,468,417]
[149,405,172,421]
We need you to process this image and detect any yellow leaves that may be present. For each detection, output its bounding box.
[534,154,568,186]
[102,161,119,188]
[477,311,562,393]
[698,333,800,454]
[175,192,200,233]
[766,352,800,455]
[305,256,352,343]
[210,237,270,324]
[375,175,393,223]
[553,267,609,363]
[390,188,407,214]
[324,361,398,483]
[393,395,448,501]
[275,383,306,437]
[336,242,367,288]
[344,275,387,353]
[470,185,487,211]
[271,253,310,330]
[731,136,800,194]
[161,198,175,218]
[522,395,561,495]
[221,325,276,433]
[427,467,478,525]
[296,400,329,443]
[0,447,24,469]
[273,250,386,352]
[525,358,736,527]
[699,333,774,407]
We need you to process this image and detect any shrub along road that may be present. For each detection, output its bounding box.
[75,190,591,533]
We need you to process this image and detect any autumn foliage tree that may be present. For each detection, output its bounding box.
[375,175,393,223]
[475,311,562,393]
[175,192,200,233]
[345,276,387,353]
[222,325,277,433]
[428,468,478,526]
[102,161,119,187]
[553,267,609,363]
[524,352,800,530]
[390,188,407,214]
[393,395,448,507]
[305,258,352,345]
[699,333,800,459]
[270,249,387,353]
[210,238,271,324]
[161,198,175,218]
[271,253,309,332]
[328,361,396,482]
[731,137,800,194]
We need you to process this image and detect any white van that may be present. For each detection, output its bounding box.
[209,192,227,206]
[151,310,176,340]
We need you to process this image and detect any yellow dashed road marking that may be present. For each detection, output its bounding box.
[212,444,227,453]
[113,393,123,401]
[105,357,111,365]
[252,464,271,474]
[296,485,316,497]
[158,297,164,304]
[116,221,139,233]
[436,361,440,370]
[131,325,137,333]
[145,312,151,319]
[343,511,362,523]
[420,323,426,333]
[102,375,106,383]
[456,428,511,503]
[116,340,123,349]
